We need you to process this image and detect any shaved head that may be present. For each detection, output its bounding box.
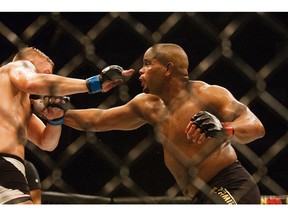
[147,43,189,76]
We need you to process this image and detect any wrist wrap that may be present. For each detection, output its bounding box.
[86,75,102,94]
[47,116,65,126]
[221,122,234,138]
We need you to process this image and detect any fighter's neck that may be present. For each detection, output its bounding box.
[158,82,190,107]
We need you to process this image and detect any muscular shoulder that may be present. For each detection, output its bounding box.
[132,93,163,107]
[4,60,34,70]
[192,81,236,108]
[195,81,231,97]
[133,93,161,102]
[130,93,165,122]
[2,60,35,75]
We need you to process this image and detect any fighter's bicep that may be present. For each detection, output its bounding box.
[99,104,146,130]
[202,85,244,121]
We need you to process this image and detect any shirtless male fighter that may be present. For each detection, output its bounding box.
[0,47,133,204]
[54,43,264,203]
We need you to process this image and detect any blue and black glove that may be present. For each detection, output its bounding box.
[86,65,124,94]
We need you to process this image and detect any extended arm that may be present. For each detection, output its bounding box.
[8,61,134,96]
[64,96,147,132]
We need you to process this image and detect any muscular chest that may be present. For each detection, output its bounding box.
[152,100,201,144]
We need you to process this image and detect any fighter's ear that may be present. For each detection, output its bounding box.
[165,62,174,76]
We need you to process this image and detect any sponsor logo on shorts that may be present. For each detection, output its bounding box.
[210,187,237,204]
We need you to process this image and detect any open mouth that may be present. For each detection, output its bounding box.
[139,77,145,87]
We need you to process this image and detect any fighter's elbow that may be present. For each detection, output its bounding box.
[44,146,57,152]
[37,143,57,152]
[258,123,265,138]
[248,120,265,141]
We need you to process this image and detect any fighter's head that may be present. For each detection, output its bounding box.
[139,43,189,94]
[13,47,54,74]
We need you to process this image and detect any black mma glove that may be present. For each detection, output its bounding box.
[191,111,234,139]
[31,98,46,118]
[31,96,71,126]
[86,65,124,94]
[42,96,71,112]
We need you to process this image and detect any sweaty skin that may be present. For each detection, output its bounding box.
[64,44,265,198]
[0,48,134,161]
[0,50,90,163]
[0,47,134,204]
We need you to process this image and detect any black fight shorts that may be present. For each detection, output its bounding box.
[191,160,261,204]
[0,153,31,204]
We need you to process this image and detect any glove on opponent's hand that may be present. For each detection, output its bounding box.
[191,111,234,139]
[86,65,128,94]
[31,96,71,126]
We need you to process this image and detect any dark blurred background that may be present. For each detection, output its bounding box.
[0,12,287,202]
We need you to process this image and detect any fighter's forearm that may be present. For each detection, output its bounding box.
[230,115,265,144]
[25,66,133,96]
[64,109,97,131]
[64,108,145,132]
[27,74,88,96]
[37,124,62,151]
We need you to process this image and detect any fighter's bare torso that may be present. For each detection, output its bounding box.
[138,81,237,198]
[0,63,31,159]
